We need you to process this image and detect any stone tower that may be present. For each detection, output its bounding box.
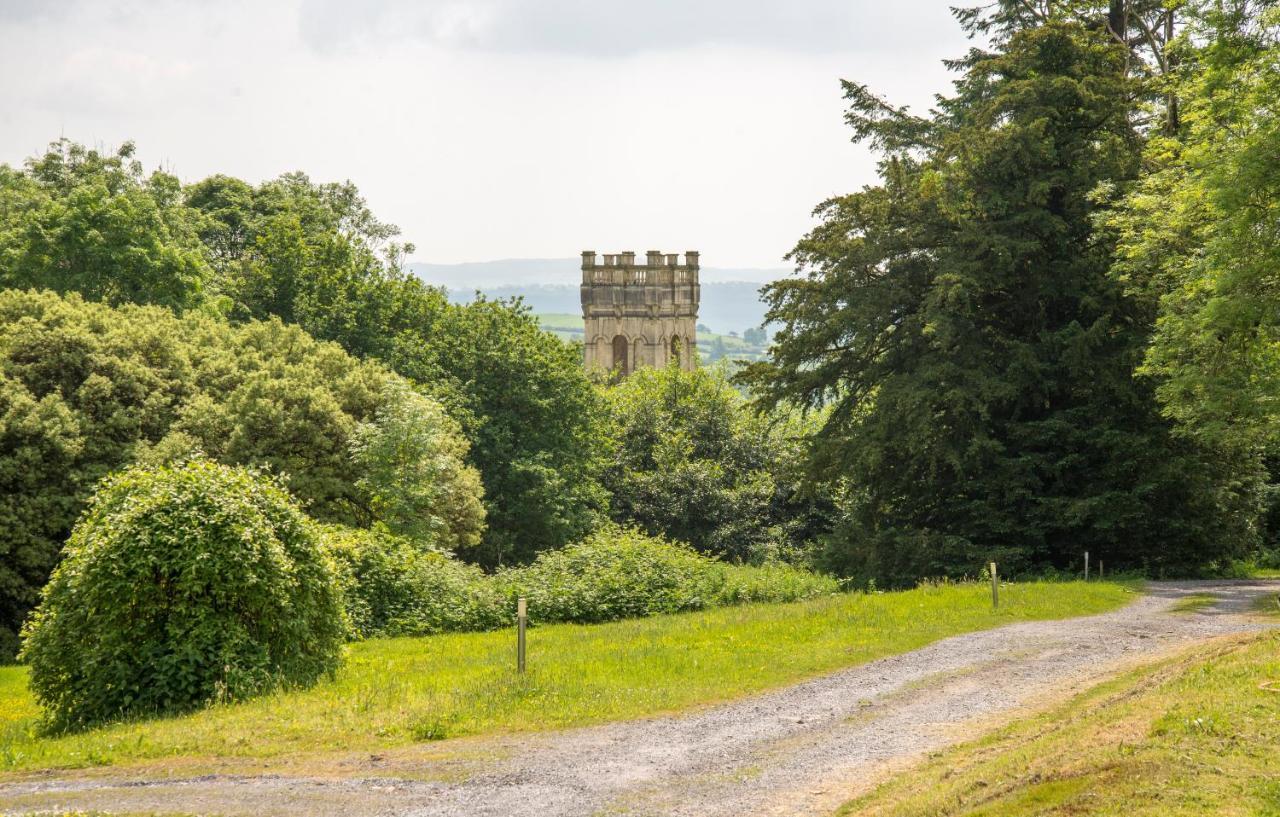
[580,250,700,375]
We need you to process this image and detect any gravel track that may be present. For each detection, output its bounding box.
[3,580,1277,817]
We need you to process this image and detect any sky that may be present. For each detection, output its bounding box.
[0,0,975,269]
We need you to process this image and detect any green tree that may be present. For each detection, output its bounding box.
[187,172,608,564]
[395,297,609,566]
[741,16,1256,582]
[605,362,827,562]
[0,290,194,659]
[186,171,439,361]
[1107,3,1280,452]
[0,289,480,658]
[0,140,209,309]
[2,142,612,571]
[349,381,486,550]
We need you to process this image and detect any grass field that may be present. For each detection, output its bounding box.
[0,581,1134,775]
[838,612,1280,816]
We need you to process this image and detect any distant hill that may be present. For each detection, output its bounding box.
[408,258,790,288]
[408,260,787,336]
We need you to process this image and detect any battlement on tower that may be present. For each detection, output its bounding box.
[580,250,700,285]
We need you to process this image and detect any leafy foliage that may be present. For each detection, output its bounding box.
[0,290,195,658]
[603,362,830,562]
[496,525,837,624]
[188,170,608,565]
[499,526,725,624]
[0,140,209,309]
[715,563,841,605]
[318,525,506,639]
[349,381,486,550]
[1107,5,1280,453]
[740,19,1258,582]
[1,141,612,569]
[396,297,610,567]
[19,459,345,731]
[0,290,483,657]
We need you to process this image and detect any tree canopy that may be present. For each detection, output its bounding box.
[0,289,483,657]
[740,9,1262,582]
[604,362,829,563]
[0,140,208,309]
[0,146,612,568]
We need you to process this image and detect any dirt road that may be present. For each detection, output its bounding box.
[3,580,1276,817]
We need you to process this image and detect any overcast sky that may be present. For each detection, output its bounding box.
[0,0,974,269]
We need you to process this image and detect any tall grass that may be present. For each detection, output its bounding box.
[0,580,1134,774]
[839,629,1280,816]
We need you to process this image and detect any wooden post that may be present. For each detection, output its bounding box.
[1085,551,1090,581]
[517,597,527,674]
[1099,560,1104,580]
[990,562,999,610]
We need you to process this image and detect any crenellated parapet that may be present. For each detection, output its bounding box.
[580,250,700,286]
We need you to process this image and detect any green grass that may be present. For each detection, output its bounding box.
[0,581,1134,775]
[1170,593,1217,613]
[1252,590,1280,616]
[534,312,586,331]
[836,628,1280,817]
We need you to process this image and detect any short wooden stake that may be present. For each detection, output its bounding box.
[1099,560,1104,580]
[1084,551,1090,581]
[990,562,999,610]
[517,597,527,674]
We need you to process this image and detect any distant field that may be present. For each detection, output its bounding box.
[839,610,1280,816]
[535,313,767,362]
[0,581,1133,775]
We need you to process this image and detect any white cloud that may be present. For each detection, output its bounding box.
[297,0,963,56]
[0,0,973,267]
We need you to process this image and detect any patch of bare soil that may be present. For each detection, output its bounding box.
[3,580,1276,817]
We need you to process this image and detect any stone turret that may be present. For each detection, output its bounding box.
[580,249,700,374]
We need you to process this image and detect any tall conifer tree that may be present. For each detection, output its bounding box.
[741,10,1258,581]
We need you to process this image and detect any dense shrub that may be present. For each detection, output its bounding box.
[500,526,725,624]
[319,525,506,638]
[0,289,485,658]
[602,363,833,563]
[715,563,840,605]
[19,459,345,731]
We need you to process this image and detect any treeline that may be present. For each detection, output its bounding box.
[0,256,818,656]
[740,0,1280,582]
[3,0,1279,660]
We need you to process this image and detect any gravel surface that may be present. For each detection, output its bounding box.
[3,580,1276,817]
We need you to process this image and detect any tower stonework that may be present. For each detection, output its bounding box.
[580,250,700,375]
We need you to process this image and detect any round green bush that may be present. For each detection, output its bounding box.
[19,459,345,731]
[318,525,507,638]
[502,526,724,624]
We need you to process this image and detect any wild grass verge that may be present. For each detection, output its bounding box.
[837,628,1280,817]
[0,580,1134,774]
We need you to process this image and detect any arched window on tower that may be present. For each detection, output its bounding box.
[670,334,681,364]
[612,334,629,374]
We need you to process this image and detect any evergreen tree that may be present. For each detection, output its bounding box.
[741,14,1257,582]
